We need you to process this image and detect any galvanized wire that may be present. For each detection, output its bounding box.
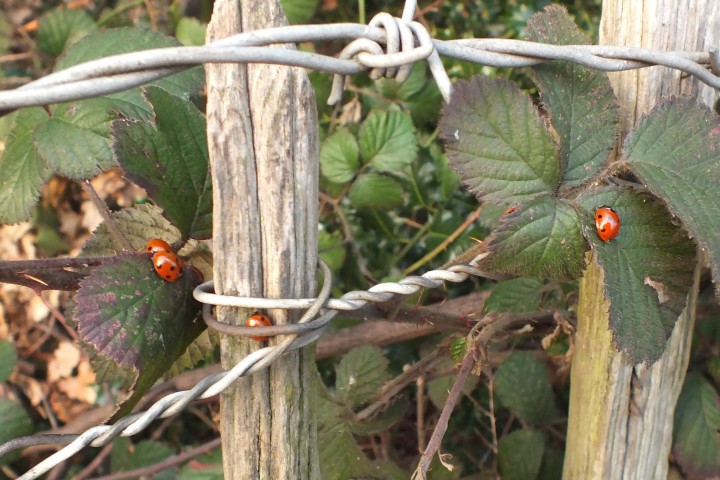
[3,3,720,477]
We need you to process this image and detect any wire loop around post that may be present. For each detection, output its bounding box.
[328,13,452,105]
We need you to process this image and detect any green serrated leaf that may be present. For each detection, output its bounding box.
[525,5,617,188]
[317,382,381,480]
[439,76,561,204]
[624,98,720,295]
[175,17,206,46]
[349,398,408,436]
[111,437,174,479]
[495,351,557,425]
[448,337,467,363]
[578,187,696,364]
[164,330,216,379]
[320,128,360,183]
[0,399,33,466]
[673,373,720,478]
[427,368,479,410]
[114,87,212,239]
[280,0,319,24]
[498,429,546,480]
[348,173,403,210]
[0,340,17,383]
[375,63,427,101]
[38,8,97,57]
[82,203,181,256]
[74,254,205,419]
[483,278,544,313]
[35,115,116,179]
[0,108,52,224]
[335,345,390,407]
[57,28,204,101]
[359,110,417,172]
[538,447,565,480]
[318,229,346,271]
[478,196,585,280]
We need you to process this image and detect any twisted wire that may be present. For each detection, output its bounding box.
[1,24,719,111]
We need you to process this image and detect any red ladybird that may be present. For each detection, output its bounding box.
[146,238,172,255]
[247,312,272,342]
[152,251,184,282]
[595,206,620,242]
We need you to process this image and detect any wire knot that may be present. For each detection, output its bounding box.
[328,13,451,105]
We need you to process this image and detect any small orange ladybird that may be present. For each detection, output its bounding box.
[595,206,620,242]
[247,312,272,342]
[146,238,172,255]
[152,251,184,282]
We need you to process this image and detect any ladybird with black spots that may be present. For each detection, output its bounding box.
[247,312,272,342]
[152,250,184,282]
[146,238,172,254]
[595,206,620,242]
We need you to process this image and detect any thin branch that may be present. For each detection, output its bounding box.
[89,437,222,480]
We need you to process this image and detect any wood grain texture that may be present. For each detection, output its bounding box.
[564,1,718,478]
[206,0,319,478]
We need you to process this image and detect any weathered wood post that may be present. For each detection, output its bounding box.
[563,1,719,478]
[205,0,320,477]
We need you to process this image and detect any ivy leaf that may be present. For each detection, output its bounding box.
[624,98,720,295]
[359,110,417,172]
[74,254,205,419]
[113,87,212,239]
[439,76,561,204]
[0,108,52,224]
[477,196,585,280]
[525,5,618,188]
[320,128,359,183]
[673,373,720,478]
[37,8,97,57]
[483,278,544,313]
[498,429,546,480]
[578,187,695,364]
[495,351,558,425]
[348,173,403,210]
[335,346,390,407]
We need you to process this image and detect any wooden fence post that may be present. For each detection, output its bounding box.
[563,1,719,478]
[205,0,320,478]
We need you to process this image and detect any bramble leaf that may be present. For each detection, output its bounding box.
[359,110,417,172]
[0,340,17,383]
[74,254,205,418]
[0,108,52,224]
[349,173,403,210]
[335,346,390,407]
[0,399,33,466]
[321,128,359,183]
[578,187,695,364]
[526,5,617,188]
[495,351,558,425]
[37,8,96,57]
[113,87,212,239]
[483,278,544,313]
[498,429,545,480]
[624,98,720,295]
[673,373,720,478]
[477,196,585,280]
[82,203,180,256]
[439,76,561,204]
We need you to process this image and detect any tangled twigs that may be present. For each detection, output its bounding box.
[411,312,553,479]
